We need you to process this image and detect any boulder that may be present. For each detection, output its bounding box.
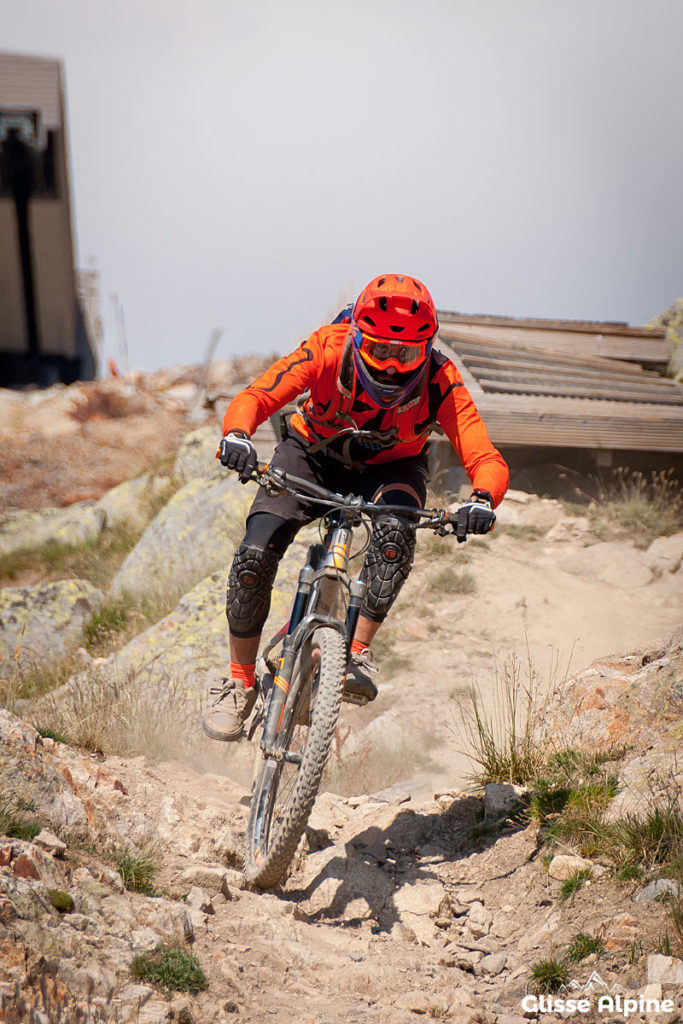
[392,878,450,944]
[484,782,526,817]
[172,425,222,483]
[559,541,654,587]
[647,954,683,985]
[641,532,683,574]
[545,516,591,542]
[547,853,594,880]
[96,474,172,531]
[57,519,319,715]
[632,878,681,903]
[110,474,252,601]
[0,579,104,672]
[0,503,105,559]
[296,843,394,922]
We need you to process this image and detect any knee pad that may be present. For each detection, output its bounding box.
[226,543,280,637]
[361,515,416,623]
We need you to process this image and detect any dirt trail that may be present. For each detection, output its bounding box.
[1,371,682,1022]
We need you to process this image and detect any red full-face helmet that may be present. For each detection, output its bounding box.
[351,274,439,407]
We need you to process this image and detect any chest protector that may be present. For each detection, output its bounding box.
[290,338,453,468]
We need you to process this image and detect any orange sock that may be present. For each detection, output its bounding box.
[350,639,369,656]
[230,662,256,689]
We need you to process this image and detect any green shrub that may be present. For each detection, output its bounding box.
[130,942,207,996]
[558,868,592,903]
[115,845,159,895]
[0,790,41,840]
[529,958,570,994]
[567,932,605,962]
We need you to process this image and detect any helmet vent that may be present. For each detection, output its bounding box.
[379,296,388,311]
[377,277,386,287]
[417,323,432,333]
[411,300,419,314]
[389,325,405,333]
[361,315,376,328]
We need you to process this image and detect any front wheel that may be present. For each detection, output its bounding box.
[243,626,346,889]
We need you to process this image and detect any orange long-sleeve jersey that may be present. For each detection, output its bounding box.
[223,324,509,508]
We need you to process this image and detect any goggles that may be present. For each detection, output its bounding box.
[356,330,433,373]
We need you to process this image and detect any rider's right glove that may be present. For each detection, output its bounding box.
[456,490,496,543]
[219,430,257,484]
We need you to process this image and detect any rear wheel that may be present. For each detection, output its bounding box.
[243,626,345,889]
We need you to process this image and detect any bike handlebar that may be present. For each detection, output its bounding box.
[250,461,457,533]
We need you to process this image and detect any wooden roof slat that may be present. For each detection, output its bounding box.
[438,330,656,376]
[466,366,680,398]
[438,323,667,365]
[438,310,665,341]
[459,352,667,384]
[475,377,683,406]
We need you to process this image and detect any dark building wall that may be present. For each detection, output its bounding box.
[0,51,96,387]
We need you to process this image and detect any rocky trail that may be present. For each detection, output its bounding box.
[0,368,682,1023]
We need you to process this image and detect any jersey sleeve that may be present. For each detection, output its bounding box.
[222,332,323,437]
[434,361,509,508]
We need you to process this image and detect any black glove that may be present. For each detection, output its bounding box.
[456,490,496,543]
[219,431,257,483]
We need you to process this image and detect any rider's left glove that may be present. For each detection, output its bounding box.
[219,431,257,484]
[456,490,496,543]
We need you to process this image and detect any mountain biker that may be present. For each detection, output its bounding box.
[203,273,509,742]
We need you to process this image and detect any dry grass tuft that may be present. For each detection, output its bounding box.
[450,650,556,787]
[29,665,199,763]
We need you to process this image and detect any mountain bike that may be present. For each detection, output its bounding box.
[242,461,479,889]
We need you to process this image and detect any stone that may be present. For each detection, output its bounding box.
[33,830,67,858]
[0,502,105,559]
[173,425,223,483]
[559,541,654,588]
[633,878,681,903]
[647,954,683,985]
[0,579,104,671]
[484,783,526,817]
[600,911,639,951]
[185,886,214,914]
[393,989,432,1014]
[642,533,683,574]
[11,854,41,880]
[97,473,172,531]
[110,474,252,600]
[546,854,594,880]
[176,863,232,897]
[464,901,493,938]
[477,952,508,976]
[545,517,591,542]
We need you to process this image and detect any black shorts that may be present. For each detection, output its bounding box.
[247,434,429,535]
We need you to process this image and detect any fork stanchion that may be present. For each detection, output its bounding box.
[344,579,367,649]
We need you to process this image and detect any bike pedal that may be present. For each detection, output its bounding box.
[341,691,370,707]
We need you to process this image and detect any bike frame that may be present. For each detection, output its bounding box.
[247,462,458,757]
[256,508,365,758]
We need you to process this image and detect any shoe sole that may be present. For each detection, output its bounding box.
[201,718,245,742]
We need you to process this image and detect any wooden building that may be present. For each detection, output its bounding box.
[0,51,97,387]
[434,311,683,495]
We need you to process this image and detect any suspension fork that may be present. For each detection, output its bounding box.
[259,518,356,754]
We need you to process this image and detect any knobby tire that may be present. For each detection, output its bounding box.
[243,626,345,889]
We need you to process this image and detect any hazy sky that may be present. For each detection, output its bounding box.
[3,0,682,371]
